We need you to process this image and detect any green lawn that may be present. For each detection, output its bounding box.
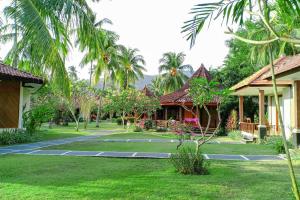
[43,140,277,155]
[0,155,299,200]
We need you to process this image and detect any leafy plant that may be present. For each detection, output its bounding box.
[264,136,293,154]
[226,110,238,131]
[228,130,242,140]
[144,120,154,130]
[156,127,168,132]
[170,147,209,175]
[134,126,143,132]
[0,129,35,145]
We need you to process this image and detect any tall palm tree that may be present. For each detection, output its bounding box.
[117,45,146,89]
[158,52,193,93]
[78,17,115,85]
[78,16,119,128]
[0,0,96,95]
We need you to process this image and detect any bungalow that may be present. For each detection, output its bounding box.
[156,65,219,130]
[231,55,300,147]
[0,63,43,129]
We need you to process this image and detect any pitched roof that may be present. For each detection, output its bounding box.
[0,63,44,84]
[231,55,300,91]
[160,64,217,105]
[141,85,154,97]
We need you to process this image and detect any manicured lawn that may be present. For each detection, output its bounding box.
[0,155,299,200]
[43,140,277,155]
[102,132,240,142]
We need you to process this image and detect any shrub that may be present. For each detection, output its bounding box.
[156,127,167,132]
[128,118,135,123]
[134,126,143,132]
[226,110,238,131]
[216,127,227,136]
[0,129,35,145]
[228,130,242,140]
[144,120,153,130]
[116,118,127,125]
[264,136,294,154]
[170,147,209,175]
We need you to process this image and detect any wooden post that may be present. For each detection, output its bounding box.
[165,107,168,120]
[179,107,182,122]
[239,96,244,122]
[259,90,265,125]
[294,81,300,130]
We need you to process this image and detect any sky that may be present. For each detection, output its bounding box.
[0,0,231,80]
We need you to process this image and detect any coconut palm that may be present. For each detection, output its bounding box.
[158,52,193,93]
[0,0,96,95]
[117,46,146,89]
[183,0,300,198]
[149,76,164,97]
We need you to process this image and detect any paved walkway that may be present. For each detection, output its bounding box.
[9,149,285,161]
[0,130,284,161]
[0,130,115,154]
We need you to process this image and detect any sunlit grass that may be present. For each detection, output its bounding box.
[0,155,299,200]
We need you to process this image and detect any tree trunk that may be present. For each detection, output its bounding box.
[122,112,126,129]
[96,74,106,128]
[269,47,300,199]
[13,0,18,67]
[89,62,93,86]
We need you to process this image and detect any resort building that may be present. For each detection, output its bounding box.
[156,65,219,130]
[231,55,300,147]
[0,63,44,129]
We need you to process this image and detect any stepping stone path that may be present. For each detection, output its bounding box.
[0,131,284,161]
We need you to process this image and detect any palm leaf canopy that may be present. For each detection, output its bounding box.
[1,0,97,96]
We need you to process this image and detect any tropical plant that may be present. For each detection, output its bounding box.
[117,45,146,89]
[0,0,97,95]
[183,0,300,198]
[170,146,209,175]
[68,66,78,82]
[148,76,164,97]
[159,52,193,93]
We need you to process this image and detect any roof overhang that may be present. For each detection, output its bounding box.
[231,85,290,96]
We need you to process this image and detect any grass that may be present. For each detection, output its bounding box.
[43,140,277,155]
[0,155,299,200]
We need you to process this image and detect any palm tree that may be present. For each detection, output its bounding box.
[158,52,193,93]
[183,1,300,198]
[0,0,96,95]
[149,76,164,97]
[117,45,146,89]
[68,66,78,82]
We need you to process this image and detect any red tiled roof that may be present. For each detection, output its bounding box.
[141,85,155,97]
[231,54,300,91]
[0,63,43,84]
[160,64,218,105]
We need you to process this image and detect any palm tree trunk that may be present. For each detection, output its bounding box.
[96,75,106,128]
[89,62,93,86]
[269,46,300,199]
[13,0,18,67]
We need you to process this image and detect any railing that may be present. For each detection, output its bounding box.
[240,122,259,135]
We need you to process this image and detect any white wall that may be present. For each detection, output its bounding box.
[18,83,32,129]
[267,88,292,139]
[282,87,292,138]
